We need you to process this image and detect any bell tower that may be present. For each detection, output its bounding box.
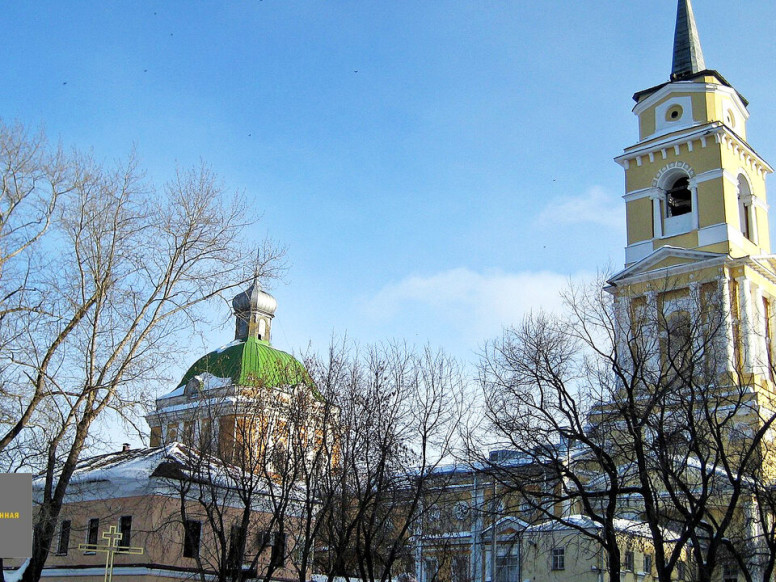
[615,0,773,268]
[607,0,776,392]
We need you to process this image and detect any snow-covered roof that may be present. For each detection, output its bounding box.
[33,443,192,498]
[524,514,680,541]
[481,515,529,536]
[35,442,266,502]
[158,372,233,400]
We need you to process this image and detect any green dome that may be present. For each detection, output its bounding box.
[178,337,320,398]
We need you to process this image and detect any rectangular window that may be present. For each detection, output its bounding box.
[624,551,634,572]
[183,420,195,443]
[258,530,272,550]
[57,520,71,555]
[167,422,178,442]
[183,520,201,558]
[228,524,246,572]
[424,558,438,582]
[496,554,518,582]
[219,417,235,461]
[200,419,212,450]
[723,563,738,582]
[119,516,132,548]
[551,548,565,571]
[149,425,162,447]
[643,554,652,574]
[87,518,99,545]
[453,555,470,582]
[270,532,286,568]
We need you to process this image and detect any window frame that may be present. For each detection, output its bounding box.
[551,547,565,571]
[723,562,738,582]
[57,520,71,556]
[737,174,754,242]
[183,520,201,559]
[270,531,287,569]
[624,550,634,572]
[119,515,132,548]
[84,518,100,554]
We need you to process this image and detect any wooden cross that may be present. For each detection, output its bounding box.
[78,525,144,582]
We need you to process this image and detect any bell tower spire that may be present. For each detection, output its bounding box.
[671,0,706,80]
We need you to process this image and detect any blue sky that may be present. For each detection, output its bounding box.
[4,1,776,382]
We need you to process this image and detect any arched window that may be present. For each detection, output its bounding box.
[737,174,753,241]
[666,176,692,217]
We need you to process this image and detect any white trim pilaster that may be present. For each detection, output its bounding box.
[649,190,663,238]
[719,277,736,373]
[737,276,755,373]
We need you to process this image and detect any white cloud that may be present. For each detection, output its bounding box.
[360,267,594,347]
[536,186,624,231]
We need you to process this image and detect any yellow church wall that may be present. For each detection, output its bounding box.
[687,145,723,173]
[738,264,776,295]
[639,112,655,140]
[721,177,739,228]
[756,209,771,251]
[707,90,748,141]
[612,266,726,304]
[697,179,725,228]
[721,145,746,175]
[17,493,302,582]
[700,242,731,254]
[624,143,722,193]
[637,91,709,141]
[627,198,653,245]
[705,92,723,128]
[647,257,698,271]
[652,231,698,251]
[750,171,767,201]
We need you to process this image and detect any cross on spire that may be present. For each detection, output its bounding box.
[672,0,706,79]
[78,525,144,582]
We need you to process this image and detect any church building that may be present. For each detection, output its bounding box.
[147,275,321,463]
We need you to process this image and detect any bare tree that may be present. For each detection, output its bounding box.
[0,121,70,458]
[0,134,285,581]
[476,276,776,582]
[311,341,466,582]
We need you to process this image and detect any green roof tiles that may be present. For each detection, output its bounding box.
[178,337,319,398]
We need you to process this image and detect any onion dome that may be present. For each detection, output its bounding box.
[232,279,277,316]
[232,276,276,342]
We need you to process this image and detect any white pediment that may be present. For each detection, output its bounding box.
[608,246,727,285]
[481,516,529,539]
